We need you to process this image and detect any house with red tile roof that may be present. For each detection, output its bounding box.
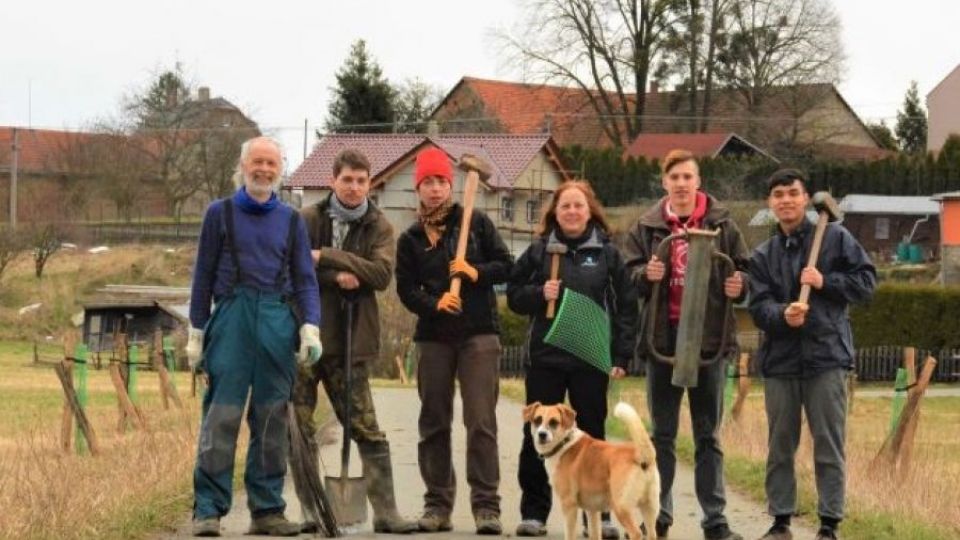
[0,127,174,224]
[430,76,882,157]
[623,132,778,162]
[287,133,571,256]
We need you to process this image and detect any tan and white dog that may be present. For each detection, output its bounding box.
[523,401,661,540]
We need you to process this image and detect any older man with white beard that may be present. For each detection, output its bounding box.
[186,136,322,537]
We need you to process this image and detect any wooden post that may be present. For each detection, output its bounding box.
[74,344,90,455]
[394,355,408,385]
[60,359,74,452]
[109,362,146,431]
[731,353,750,421]
[154,330,169,410]
[54,360,100,455]
[871,355,937,476]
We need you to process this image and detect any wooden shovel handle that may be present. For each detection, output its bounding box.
[449,170,480,298]
[797,212,829,304]
[546,253,561,319]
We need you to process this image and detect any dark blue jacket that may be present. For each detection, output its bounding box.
[748,219,876,378]
[190,198,320,329]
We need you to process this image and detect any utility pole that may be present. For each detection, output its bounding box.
[303,118,308,160]
[10,127,18,230]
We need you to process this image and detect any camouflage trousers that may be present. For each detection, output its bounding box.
[292,354,387,455]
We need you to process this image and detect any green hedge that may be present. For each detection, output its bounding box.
[851,284,960,348]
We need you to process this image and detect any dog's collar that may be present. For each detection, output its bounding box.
[539,430,576,460]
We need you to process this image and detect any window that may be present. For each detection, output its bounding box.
[875,217,890,240]
[526,199,541,224]
[501,197,514,222]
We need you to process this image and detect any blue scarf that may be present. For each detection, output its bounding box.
[234,186,279,215]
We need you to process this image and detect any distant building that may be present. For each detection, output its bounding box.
[286,133,571,256]
[749,194,941,261]
[622,132,777,162]
[927,63,960,154]
[430,76,882,157]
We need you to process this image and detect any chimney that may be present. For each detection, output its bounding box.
[649,81,659,94]
[198,86,211,101]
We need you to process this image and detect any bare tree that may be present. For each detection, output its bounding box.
[0,226,25,281]
[716,0,844,140]
[29,222,64,279]
[393,78,445,133]
[496,0,680,146]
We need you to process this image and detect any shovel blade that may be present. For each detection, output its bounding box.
[324,476,368,526]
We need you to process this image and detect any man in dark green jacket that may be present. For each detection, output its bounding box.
[293,149,417,534]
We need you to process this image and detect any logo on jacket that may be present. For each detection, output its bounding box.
[581,255,598,267]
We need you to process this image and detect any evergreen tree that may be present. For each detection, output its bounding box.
[867,121,898,151]
[325,40,395,133]
[895,81,928,154]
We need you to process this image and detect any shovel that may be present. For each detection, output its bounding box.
[324,296,368,526]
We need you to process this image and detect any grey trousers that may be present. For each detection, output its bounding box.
[764,368,847,520]
[417,334,502,516]
[646,357,729,530]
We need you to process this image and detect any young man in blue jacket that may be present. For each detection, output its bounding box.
[749,169,876,540]
[186,137,322,537]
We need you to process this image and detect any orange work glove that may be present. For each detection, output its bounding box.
[449,258,479,283]
[436,292,463,314]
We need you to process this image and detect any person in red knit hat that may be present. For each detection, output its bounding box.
[395,146,514,535]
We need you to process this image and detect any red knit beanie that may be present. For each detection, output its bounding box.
[414,147,453,188]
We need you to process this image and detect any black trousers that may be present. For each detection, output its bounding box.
[518,362,609,522]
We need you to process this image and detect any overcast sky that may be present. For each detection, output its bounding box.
[2,0,958,170]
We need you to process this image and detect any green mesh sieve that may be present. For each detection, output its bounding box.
[544,288,612,374]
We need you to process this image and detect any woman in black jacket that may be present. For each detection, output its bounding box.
[507,180,638,539]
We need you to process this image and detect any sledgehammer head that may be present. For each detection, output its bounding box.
[546,242,568,256]
[458,154,492,182]
[812,191,842,222]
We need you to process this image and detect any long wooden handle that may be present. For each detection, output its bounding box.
[546,253,561,319]
[797,212,830,304]
[449,170,480,298]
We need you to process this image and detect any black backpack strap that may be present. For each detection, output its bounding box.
[222,198,243,287]
[275,209,300,290]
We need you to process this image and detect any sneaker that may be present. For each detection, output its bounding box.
[418,511,453,533]
[759,524,793,540]
[516,519,548,537]
[705,523,744,540]
[655,520,670,537]
[192,517,220,537]
[247,513,301,536]
[582,519,620,539]
[475,511,503,535]
[815,527,838,540]
[601,519,620,540]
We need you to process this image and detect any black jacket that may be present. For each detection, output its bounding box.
[395,204,513,342]
[748,219,876,378]
[507,224,638,369]
[622,194,749,359]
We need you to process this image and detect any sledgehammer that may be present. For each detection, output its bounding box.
[545,242,567,319]
[796,191,843,305]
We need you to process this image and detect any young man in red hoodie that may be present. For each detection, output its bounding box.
[622,149,748,540]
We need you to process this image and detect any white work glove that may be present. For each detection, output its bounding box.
[186,327,204,371]
[297,324,322,365]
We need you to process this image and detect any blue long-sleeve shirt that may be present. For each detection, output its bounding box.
[189,198,320,329]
